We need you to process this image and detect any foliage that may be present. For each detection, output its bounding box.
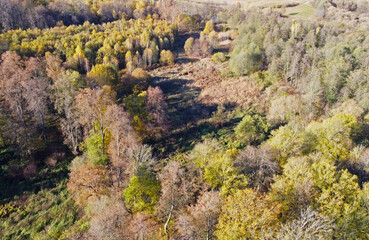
[234,112,269,146]
[0,181,79,240]
[212,52,226,62]
[215,188,281,239]
[122,170,161,214]
[160,50,175,66]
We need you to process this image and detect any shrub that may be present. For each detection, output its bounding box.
[212,52,226,62]
[131,68,151,82]
[184,37,194,56]
[159,50,175,66]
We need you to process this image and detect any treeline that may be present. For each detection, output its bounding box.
[0,0,159,32]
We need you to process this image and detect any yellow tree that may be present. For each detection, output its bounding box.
[215,188,281,239]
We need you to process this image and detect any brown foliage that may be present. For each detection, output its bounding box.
[127,213,160,240]
[105,104,139,187]
[76,86,116,154]
[157,161,199,236]
[88,195,131,240]
[234,145,280,192]
[0,51,50,154]
[67,156,112,206]
[22,160,37,179]
[147,86,169,132]
[177,191,222,239]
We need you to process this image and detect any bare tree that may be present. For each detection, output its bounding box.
[234,145,280,192]
[147,86,169,132]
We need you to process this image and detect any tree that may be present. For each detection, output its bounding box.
[147,86,169,132]
[105,104,139,186]
[0,52,46,154]
[234,112,269,146]
[215,188,281,239]
[76,86,116,161]
[22,58,50,141]
[88,195,130,240]
[234,145,279,192]
[230,42,263,76]
[122,170,161,214]
[177,191,222,240]
[276,206,335,239]
[87,63,118,87]
[53,70,84,154]
[67,155,112,206]
[190,139,247,195]
[156,161,196,236]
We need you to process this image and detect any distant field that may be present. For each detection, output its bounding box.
[180,0,316,19]
[285,3,316,17]
[181,0,307,7]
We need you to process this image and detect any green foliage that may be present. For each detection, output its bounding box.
[159,50,175,66]
[212,52,226,62]
[123,92,149,135]
[230,42,263,76]
[305,113,357,161]
[85,129,111,166]
[0,181,79,240]
[87,63,118,87]
[184,37,194,56]
[234,112,269,146]
[122,170,161,213]
[190,139,247,195]
[203,20,215,34]
[0,18,176,70]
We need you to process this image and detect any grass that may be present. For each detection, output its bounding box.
[285,4,316,18]
[0,181,80,240]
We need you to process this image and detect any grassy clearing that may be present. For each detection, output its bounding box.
[285,3,316,18]
[0,181,79,240]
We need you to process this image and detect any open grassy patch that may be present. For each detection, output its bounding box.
[0,181,80,240]
[285,4,316,18]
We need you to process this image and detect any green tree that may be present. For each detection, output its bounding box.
[234,113,269,146]
[122,170,161,214]
[87,63,118,87]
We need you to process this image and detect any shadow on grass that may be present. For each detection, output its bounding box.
[149,75,218,158]
[0,145,73,204]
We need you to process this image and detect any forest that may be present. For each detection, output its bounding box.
[1,0,369,239]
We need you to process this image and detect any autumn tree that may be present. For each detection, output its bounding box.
[234,145,279,192]
[215,188,281,239]
[147,86,169,132]
[76,86,116,164]
[0,51,50,154]
[67,155,112,206]
[87,63,118,87]
[177,191,222,240]
[105,104,139,187]
[156,161,196,237]
[53,70,84,154]
[88,195,130,240]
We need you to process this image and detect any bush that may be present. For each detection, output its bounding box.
[159,50,175,66]
[131,68,151,82]
[212,52,226,62]
[184,37,194,56]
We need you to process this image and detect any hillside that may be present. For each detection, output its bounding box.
[1,0,369,239]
